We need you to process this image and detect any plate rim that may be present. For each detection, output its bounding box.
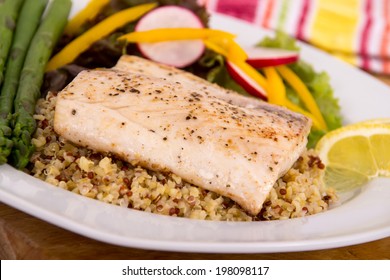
[1,8,390,254]
[2,177,390,253]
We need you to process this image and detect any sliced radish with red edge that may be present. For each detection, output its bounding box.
[226,61,268,100]
[244,46,299,68]
[135,6,205,68]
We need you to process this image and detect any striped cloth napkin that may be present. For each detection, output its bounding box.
[200,0,390,75]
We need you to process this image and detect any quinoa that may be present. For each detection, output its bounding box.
[28,92,337,221]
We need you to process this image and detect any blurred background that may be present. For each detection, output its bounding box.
[201,0,390,75]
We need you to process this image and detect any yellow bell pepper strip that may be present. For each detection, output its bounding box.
[276,65,328,130]
[204,36,247,63]
[227,39,248,62]
[119,28,247,62]
[285,100,322,130]
[202,37,268,95]
[202,37,267,94]
[63,0,110,35]
[259,66,322,129]
[118,28,235,43]
[46,2,157,71]
[263,67,286,106]
[118,27,267,97]
[203,39,229,57]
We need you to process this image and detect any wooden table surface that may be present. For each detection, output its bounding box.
[1,74,389,260]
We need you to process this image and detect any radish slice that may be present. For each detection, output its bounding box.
[226,61,268,100]
[245,46,299,68]
[135,6,205,68]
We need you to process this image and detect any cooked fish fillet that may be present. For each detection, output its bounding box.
[114,55,265,109]
[54,56,311,215]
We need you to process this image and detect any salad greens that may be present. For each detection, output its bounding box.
[257,31,300,51]
[195,32,342,147]
[290,61,342,147]
[258,32,342,147]
[46,0,341,148]
[191,51,250,96]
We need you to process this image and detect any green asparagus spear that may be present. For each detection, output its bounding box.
[0,0,48,165]
[0,0,24,87]
[11,0,71,169]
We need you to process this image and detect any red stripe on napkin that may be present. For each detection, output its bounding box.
[296,0,310,40]
[216,0,259,22]
[381,0,390,73]
[262,0,276,29]
[360,0,373,70]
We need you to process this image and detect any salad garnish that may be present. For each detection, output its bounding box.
[0,0,342,167]
[46,2,157,71]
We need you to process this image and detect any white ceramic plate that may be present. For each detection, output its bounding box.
[1,2,390,253]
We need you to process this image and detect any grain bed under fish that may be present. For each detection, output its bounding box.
[53,56,313,215]
[29,92,337,221]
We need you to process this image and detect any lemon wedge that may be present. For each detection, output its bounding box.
[315,119,390,191]
[355,117,390,125]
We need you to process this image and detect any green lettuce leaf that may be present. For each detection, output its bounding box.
[257,31,300,51]
[288,60,342,147]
